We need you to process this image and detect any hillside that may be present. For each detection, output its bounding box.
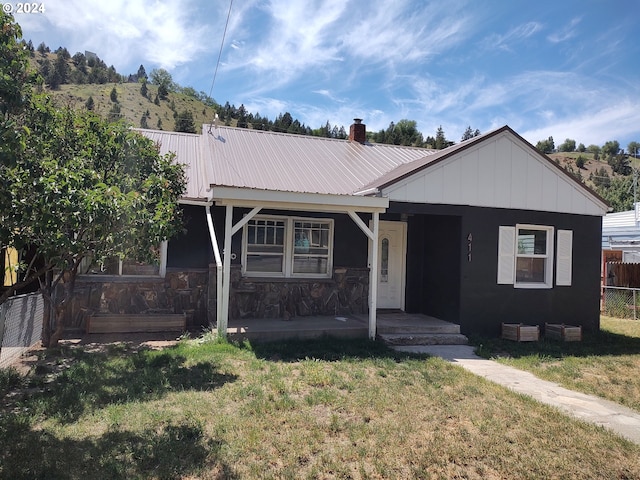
[50,82,218,134]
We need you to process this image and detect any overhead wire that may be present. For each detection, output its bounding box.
[208,0,234,134]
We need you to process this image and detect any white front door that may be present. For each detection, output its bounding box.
[372,221,407,309]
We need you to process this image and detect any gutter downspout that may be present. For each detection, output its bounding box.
[205,204,223,329]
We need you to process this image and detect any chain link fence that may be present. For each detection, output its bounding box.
[0,292,44,369]
[601,286,640,320]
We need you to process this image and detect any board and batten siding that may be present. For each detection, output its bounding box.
[381,131,607,217]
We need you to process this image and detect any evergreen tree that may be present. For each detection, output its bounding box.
[137,64,147,81]
[110,86,118,102]
[435,126,447,149]
[140,114,148,129]
[175,110,196,133]
[107,102,121,122]
[461,126,480,141]
[140,79,148,98]
[85,96,94,110]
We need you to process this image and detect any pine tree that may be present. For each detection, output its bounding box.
[140,80,148,98]
[85,96,94,110]
[110,86,118,102]
[175,110,196,133]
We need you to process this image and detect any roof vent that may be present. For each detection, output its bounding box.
[349,118,366,144]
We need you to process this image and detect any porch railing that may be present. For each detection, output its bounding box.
[601,286,640,320]
[0,292,44,369]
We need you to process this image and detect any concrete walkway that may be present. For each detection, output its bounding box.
[394,344,640,445]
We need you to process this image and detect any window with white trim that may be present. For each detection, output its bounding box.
[498,224,572,288]
[243,215,334,277]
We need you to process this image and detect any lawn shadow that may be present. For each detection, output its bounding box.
[3,343,237,423]
[0,413,239,479]
[244,335,430,363]
[470,328,640,360]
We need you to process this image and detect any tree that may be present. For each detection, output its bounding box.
[107,102,121,122]
[140,79,148,98]
[435,125,452,149]
[602,140,621,158]
[137,64,147,81]
[175,109,196,133]
[598,176,633,212]
[110,86,118,102]
[577,143,586,153]
[536,136,555,154]
[149,68,174,99]
[628,141,640,157]
[558,138,576,152]
[461,126,481,141]
[3,98,186,346]
[575,155,586,169]
[85,95,94,110]
[608,154,631,176]
[2,12,184,346]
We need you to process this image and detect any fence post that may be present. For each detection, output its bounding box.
[635,289,638,321]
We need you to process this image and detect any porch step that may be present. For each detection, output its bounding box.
[379,332,469,346]
[377,322,461,335]
[86,313,186,334]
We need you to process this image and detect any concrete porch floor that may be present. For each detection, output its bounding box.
[220,312,460,343]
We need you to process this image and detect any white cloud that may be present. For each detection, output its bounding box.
[20,0,211,70]
[481,21,543,52]
[547,17,581,43]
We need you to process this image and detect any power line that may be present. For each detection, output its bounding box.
[208,0,233,101]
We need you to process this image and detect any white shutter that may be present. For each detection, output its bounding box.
[556,229,573,286]
[497,226,515,284]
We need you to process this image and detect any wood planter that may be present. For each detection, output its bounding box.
[545,323,582,342]
[86,313,186,334]
[501,323,539,342]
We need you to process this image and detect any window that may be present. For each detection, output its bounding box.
[515,227,552,285]
[243,215,334,277]
[79,241,168,278]
[498,225,572,288]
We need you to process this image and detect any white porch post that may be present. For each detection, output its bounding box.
[205,205,223,326]
[219,204,234,338]
[369,212,380,340]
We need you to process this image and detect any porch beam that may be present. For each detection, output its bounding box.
[231,206,262,235]
[348,210,374,241]
[368,212,380,340]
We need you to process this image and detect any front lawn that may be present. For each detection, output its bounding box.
[1,334,639,479]
[470,316,640,412]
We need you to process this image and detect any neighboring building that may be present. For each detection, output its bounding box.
[602,203,640,263]
[71,121,608,337]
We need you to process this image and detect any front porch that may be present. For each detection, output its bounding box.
[219,312,467,345]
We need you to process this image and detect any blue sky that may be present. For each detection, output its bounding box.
[15,0,640,150]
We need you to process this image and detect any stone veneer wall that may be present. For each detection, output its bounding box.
[65,265,369,330]
[66,269,209,330]
[228,266,370,320]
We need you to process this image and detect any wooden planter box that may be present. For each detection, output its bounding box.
[86,313,186,334]
[545,323,582,342]
[501,323,539,342]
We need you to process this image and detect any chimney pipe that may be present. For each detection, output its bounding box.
[349,118,366,144]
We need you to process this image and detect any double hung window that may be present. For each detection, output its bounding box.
[243,215,333,277]
[497,224,572,288]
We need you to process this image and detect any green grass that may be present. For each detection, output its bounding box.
[470,316,640,412]
[2,335,640,479]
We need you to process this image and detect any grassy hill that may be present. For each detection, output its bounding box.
[49,82,218,134]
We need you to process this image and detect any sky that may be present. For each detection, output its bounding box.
[13,0,640,150]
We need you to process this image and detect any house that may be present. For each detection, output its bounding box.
[601,203,640,286]
[71,121,608,337]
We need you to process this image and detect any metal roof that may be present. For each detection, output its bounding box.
[136,124,607,215]
[137,125,436,201]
